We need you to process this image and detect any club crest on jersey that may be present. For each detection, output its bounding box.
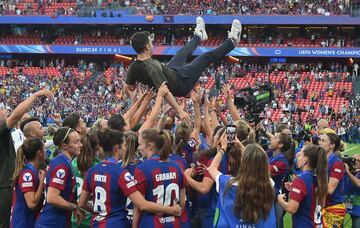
[56,169,66,179]
[23,172,32,182]
[188,139,196,148]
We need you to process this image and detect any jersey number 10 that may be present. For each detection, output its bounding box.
[153,183,179,206]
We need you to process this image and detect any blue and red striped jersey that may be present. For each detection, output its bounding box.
[35,153,76,228]
[11,163,42,228]
[83,160,137,227]
[120,159,143,221]
[290,170,322,228]
[134,154,186,228]
[326,153,345,206]
[169,153,191,227]
[269,153,289,195]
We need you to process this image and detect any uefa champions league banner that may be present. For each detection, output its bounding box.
[1,45,360,57]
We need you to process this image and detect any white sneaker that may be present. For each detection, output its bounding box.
[194,16,208,42]
[228,19,242,44]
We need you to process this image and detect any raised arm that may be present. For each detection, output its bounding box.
[208,133,228,180]
[138,83,168,133]
[209,98,220,127]
[165,91,192,126]
[123,92,146,121]
[6,89,53,129]
[202,96,213,139]
[215,101,228,126]
[190,90,203,139]
[222,85,241,122]
[128,91,154,129]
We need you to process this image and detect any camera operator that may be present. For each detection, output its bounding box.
[344,154,360,227]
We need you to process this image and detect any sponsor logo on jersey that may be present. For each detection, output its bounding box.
[292,187,301,194]
[159,216,175,224]
[334,168,342,173]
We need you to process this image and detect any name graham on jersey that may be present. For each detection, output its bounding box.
[155,172,176,182]
[94,174,107,183]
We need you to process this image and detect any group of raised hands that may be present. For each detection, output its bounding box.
[129,83,238,127]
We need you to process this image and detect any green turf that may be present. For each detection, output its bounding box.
[343,143,360,156]
[283,143,360,227]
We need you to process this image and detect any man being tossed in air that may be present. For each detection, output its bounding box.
[125,17,242,124]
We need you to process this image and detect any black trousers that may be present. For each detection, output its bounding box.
[166,36,235,96]
[0,188,12,228]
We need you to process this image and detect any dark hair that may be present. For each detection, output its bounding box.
[122,131,139,167]
[196,147,217,161]
[130,31,151,54]
[175,122,192,156]
[12,137,44,187]
[212,125,223,138]
[20,117,41,132]
[141,128,171,160]
[302,145,328,206]
[276,124,289,133]
[102,129,124,157]
[325,133,345,154]
[228,143,242,177]
[53,127,76,146]
[226,143,274,223]
[108,113,126,131]
[77,131,101,176]
[277,132,295,168]
[62,113,80,129]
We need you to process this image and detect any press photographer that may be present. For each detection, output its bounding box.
[344,154,360,227]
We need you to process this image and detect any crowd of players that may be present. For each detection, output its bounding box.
[0,76,359,227]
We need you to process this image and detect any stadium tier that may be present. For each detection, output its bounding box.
[0,3,359,228]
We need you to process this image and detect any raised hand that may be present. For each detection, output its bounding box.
[179,110,192,126]
[34,89,54,100]
[179,99,186,111]
[219,132,228,151]
[127,86,138,100]
[157,82,170,98]
[190,89,204,104]
[204,95,210,109]
[143,89,155,102]
[38,170,46,183]
[222,84,231,99]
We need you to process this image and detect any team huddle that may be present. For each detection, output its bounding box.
[6,86,356,228]
[1,16,359,228]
